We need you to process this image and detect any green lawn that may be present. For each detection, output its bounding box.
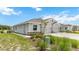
[64,31,79,34]
[0,34,34,51]
[72,31,79,34]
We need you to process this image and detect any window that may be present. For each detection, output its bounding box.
[65,27,68,30]
[33,25,37,30]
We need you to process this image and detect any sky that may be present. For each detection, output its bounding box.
[0,7,79,26]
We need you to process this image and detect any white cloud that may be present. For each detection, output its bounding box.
[42,15,53,19]
[42,11,79,24]
[0,7,22,15]
[32,7,42,11]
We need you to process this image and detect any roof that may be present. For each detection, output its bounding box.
[25,18,42,24]
[13,17,58,26]
[13,18,42,26]
[64,24,72,26]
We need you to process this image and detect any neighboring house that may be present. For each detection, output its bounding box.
[63,24,73,31]
[60,24,79,32]
[12,17,79,34]
[72,25,79,31]
[77,25,79,31]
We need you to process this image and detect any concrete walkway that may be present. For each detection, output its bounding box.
[48,32,79,40]
[14,33,31,38]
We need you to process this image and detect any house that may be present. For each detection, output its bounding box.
[72,25,79,31]
[13,18,42,34]
[62,24,73,31]
[12,18,61,34]
[59,24,79,32]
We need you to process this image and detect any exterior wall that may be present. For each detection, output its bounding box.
[44,18,60,34]
[44,18,53,34]
[68,26,73,31]
[13,23,41,34]
[52,23,61,33]
[65,26,73,31]
[60,24,73,31]
[15,25,24,34]
[77,26,79,31]
[59,24,64,32]
[13,24,28,34]
[28,23,41,32]
[24,24,28,34]
[72,25,78,31]
[45,22,51,34]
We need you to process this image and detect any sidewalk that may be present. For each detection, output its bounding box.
[14,33,31,39]
[50,33,79,40]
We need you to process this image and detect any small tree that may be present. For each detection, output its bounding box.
[51,20,57,33]
[41,19,48,34]
[41,18,58,33]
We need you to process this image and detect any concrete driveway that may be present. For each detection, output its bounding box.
[49,32,79,40]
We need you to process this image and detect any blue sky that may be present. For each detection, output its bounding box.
[0,7,79,26]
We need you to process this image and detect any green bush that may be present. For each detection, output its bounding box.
[0,30,4,33]
[65,30,72,33]
[48,35,61,45]
[0,30,13,34]
[29,32,44,39]
[7,30,12,33]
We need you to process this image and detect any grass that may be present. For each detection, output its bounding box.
[72,31,79,34]
[46,35,71,51]
[47,35,79,51]
[0,33,33,51]
[64,30,79,34]
[0,33,79,51]
[35,35,79,51]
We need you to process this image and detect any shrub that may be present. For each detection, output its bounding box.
[49,36,72,51]
[0,30,13,34]
[57,38,72,51]
[65,30,72,33]
[0,30,4,33]
[7,30,12,33]
[29,32,44,39]
[71,39,79,48]
[36,39,48,51]
[48,35,61,45]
